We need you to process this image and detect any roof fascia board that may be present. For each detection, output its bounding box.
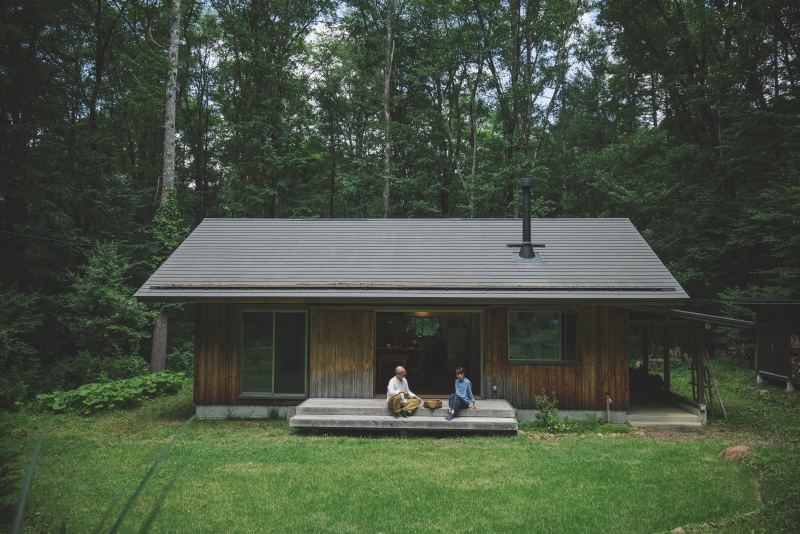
[135,294,686,306]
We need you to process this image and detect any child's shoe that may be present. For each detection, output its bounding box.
[445,412,454,421]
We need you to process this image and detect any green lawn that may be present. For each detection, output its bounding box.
[2,356,798,533]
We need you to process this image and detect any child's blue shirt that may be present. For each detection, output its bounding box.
[455,378,474,404]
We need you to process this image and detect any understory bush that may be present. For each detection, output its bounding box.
[166,342,194,376]
[529,392,631,434]
[0,422,21,521]
[34,372,185,415]
[534,390,573,433]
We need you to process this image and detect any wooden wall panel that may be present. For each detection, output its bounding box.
[483,305,629,410]
[194,303,241,405]
[195,304,303,406]
[309,308,374,398]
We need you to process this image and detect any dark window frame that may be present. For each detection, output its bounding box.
[239,308,308,399]
[507,308,581,365]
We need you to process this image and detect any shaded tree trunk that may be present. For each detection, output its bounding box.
[151,0,181,374]
[382,0,394,218]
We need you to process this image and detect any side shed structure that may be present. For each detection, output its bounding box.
[732,300,800,390]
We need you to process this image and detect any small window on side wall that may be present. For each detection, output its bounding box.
[508,311,578,363]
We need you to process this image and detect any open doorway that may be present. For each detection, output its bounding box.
[375,310,482,396]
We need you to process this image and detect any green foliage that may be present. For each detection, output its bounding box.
[62,247,151,383]
[533,390,573,433]
[165,342,194,376]
[0,286,42,409]
[150,194,189,272]
[1,0,799,419]
[34,373,185,415]
[520,411,632,435]
[0,422,21,523]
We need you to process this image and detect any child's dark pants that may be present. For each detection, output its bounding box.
[448,394,469,412]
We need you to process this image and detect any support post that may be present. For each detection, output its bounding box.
[662,325,670,392]
[641,326,650,373]
[696,327,705,405]
[755,347,759,381]
[150,309,168,373]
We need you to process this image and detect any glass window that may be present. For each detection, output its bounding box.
[405,317,440,338]
[274,313,307,395]
[241,311,306,396]
[241,312,274,393]
[508,311,578,363]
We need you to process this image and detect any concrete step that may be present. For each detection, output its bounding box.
[295,398,515,419]
[628,420,702,428]
[626,413,699,423]
[289,414,518,432]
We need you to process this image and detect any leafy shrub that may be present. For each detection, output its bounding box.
[35,372,185,415]
[166,342,194,376]
[533,390,574,433]
[0,422,21,520]
[582,413,606,431]
[0,285,42,410]
[62,247,151,371]
[101,354,150,381]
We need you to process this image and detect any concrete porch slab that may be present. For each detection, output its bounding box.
[289,398,518,433]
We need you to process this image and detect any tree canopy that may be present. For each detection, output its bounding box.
[1,0,798,402]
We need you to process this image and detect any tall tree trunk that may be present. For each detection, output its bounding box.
[440,83,472,215]
[160,0,180,212]
[466,62,483,216]
[382,0,394,218]
[560,119,568,215]
[329,109,336,218]
[151,0,181,374]
[651,73,658,128]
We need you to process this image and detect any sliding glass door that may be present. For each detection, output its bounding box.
[241,311,307,397]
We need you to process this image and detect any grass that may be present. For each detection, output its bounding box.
[1,356,798,533]
[650,355,800,532]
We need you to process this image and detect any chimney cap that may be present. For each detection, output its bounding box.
[520,178,533,188]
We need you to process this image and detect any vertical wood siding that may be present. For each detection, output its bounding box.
[309,308,375,398]
[483,305,629,410]
[194,303,241,405]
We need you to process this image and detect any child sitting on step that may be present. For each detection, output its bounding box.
[445,367,477,421]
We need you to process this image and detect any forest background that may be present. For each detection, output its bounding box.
[1,0,799,406]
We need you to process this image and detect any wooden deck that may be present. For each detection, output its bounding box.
[289,398,518,433]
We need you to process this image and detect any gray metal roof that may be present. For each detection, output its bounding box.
[134,218,689,303]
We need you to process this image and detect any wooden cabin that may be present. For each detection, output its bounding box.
[135,216,696,422]
[732,300,800,390]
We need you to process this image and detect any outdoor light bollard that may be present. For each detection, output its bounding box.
[606,392,613,424]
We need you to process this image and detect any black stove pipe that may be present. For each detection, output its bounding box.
[519,178,535,259]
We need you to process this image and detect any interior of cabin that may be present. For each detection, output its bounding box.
[374,310,482,396]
